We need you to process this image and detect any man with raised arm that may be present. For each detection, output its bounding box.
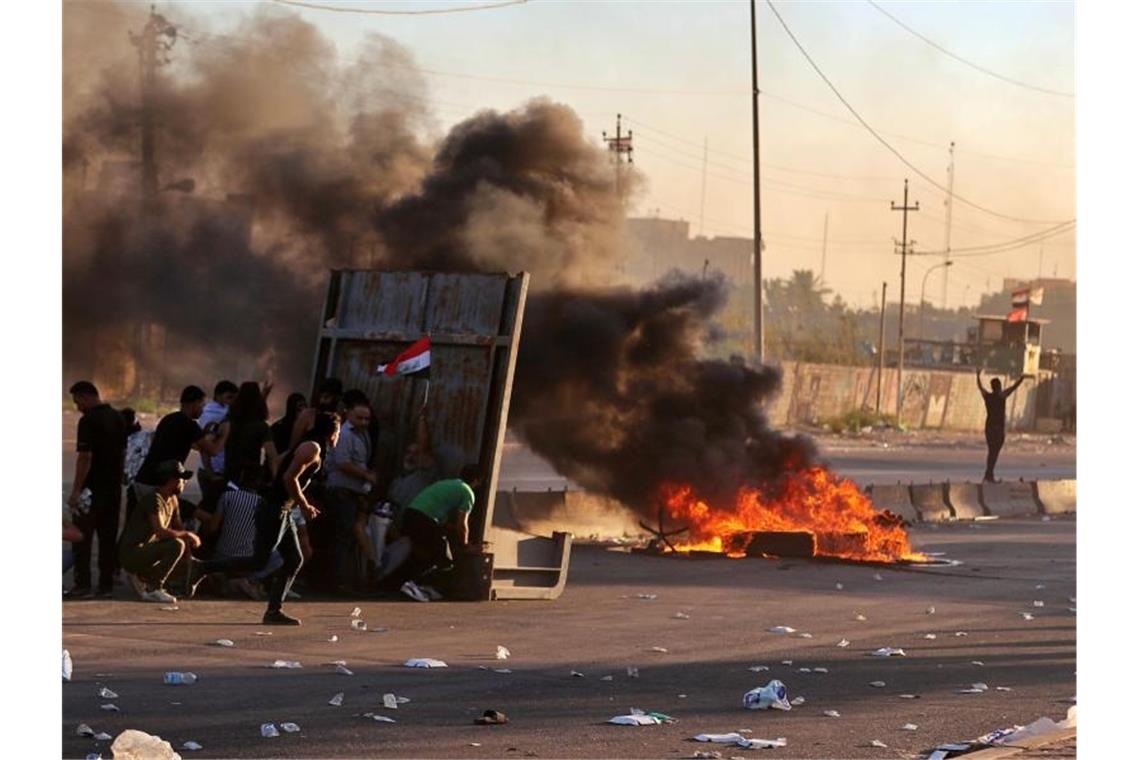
[976,367,1029,483]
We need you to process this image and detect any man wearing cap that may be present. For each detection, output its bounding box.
[129,385,223,522]
[118,460,202,604]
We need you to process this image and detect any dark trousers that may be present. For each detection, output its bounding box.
[984,428,1005,482]
[329,487,365,586]
[72,487,122,589]
[201,506,303,614]
[395,509,452,585]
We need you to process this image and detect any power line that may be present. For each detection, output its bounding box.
[866,0,1074,98]
[268,0,528,15]
[911,221,1076,257]
[764,0,1072,226]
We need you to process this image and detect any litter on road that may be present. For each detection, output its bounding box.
[269,661,302,669]
[649,646,669,653]
[789,696,806,706]
[474,709,509,725]
[98,687,118,699]
[335,664,354,676]
[77,724,95,737]
[350,607,361,618]
[693,732,787,749]
[837,639,850,648]
[99,704,119,712]
[281,723,300,733]
[404,658,447,668]
[212,639,234,648]
[868,681,886,688]
[743,680,791,711]
[63,650,73,682]
[328,635,339,643]
[898,694,920,699]
[351,619,368,631]
[328,692,344,706]
[496,645,511,660]
[767,626,796,634]
[182,741,202,751]
[870,739,888,748]
[747,665,770,672]
[822,710,841,718]
[870,647,906,657]
[260,724,279,738]
[902,723,918,731]
[608,712,674,726]
[163,672,198,685]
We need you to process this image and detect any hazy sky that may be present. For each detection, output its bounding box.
[179,0,1075,309]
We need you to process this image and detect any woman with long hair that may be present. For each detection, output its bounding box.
[270,392,307,462]
[222,382,277,487]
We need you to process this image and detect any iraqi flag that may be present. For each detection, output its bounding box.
[376,337,431,377]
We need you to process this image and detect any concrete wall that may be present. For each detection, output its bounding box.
[768,361,1040,432]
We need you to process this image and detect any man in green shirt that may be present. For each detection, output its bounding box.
[397,465,483,601]
[118,460,201,604]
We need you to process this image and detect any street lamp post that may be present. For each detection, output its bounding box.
[919,261,953,341]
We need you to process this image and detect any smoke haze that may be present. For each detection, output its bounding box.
[63,2,813,518]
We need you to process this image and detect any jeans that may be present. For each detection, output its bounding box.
[201,506,303,613]
[72,486,122,589]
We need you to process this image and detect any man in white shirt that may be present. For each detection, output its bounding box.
[196,380,237,518]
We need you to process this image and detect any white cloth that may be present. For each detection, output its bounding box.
[198,401,228,472]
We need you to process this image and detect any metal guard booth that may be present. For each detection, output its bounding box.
[310,270,571,601]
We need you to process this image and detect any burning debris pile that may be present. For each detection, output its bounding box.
[63,2,918,561]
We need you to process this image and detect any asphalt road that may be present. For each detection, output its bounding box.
[62,516,1076,759]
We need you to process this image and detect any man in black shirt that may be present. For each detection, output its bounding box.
[67,381,127,598]
[976,368,1029,483]
[130,386,223,518]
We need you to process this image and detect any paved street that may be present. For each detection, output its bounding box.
[63,516,1075,759]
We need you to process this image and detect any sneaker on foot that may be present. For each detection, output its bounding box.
[400,580,431,603]
[263,610,301,626]
[140,588,177,604]
[418,584,444,601]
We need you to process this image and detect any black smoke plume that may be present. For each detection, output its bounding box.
[63,2,814,517]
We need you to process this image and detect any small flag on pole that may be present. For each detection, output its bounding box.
[376,337,431,377]
[1011,286,1044,307]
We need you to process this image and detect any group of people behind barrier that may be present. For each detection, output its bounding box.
[65,377,484,625]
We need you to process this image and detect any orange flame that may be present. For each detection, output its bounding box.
[659,466,923,563]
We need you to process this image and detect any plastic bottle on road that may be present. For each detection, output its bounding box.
[163,671,198,685]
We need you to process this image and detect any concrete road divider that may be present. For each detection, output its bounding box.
[865,484,918,523]
[945,482,986,520]
[980,481,1040,516]
[909,483,952,522]
[1033,479,1076,515]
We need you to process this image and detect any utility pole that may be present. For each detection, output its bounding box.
[602,114,633,205]
[750,0,764,363]
[1038,245,1044,280]
[130,5,178,211]
[698,137,708,237]
[819,212,829,286]
[876,281,887,413]
[941,141,954,309]
[891,179,919,420]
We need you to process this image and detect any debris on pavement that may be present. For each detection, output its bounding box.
[767,626,796,634]
[404,658,447,668]
[789,696,805,706]
[898,694,920,699]
[926,607,936,615]
[649,646,669,653]
[181,741,202,751]
[364,714,397,723]
[874,573,883,581]
[77,724,96,737]
[109,730,181,759]
[63,650,73,682]
[494,668,512,674]
[496,645,511,660]
[327,635,339,643]
[474,709,509,725]
[351,619,368,631]
[627,666,639,678]
[329,692,344,706]
[350,607,362,618]
[835,582,844,590]
[869,647,906,657]
[747,665,770,672]
[93,732,113,741]
[637,593,658,600]
[601,675,614,682]
[868,681,886,688]
[870,739,888,748]
[212,639,234,648]
[673,612,691,620]
[955,631,968,637]
[743,680,791,710]
[971,661,985,667]
[1033,600,1045,607]
[995,686,1012,692]
[780,660,793,666]
[1020,613,1035,620]
[269,660,302,669]
[98,687,118,699]
[812,667,829,673]
[570,670,584,678]
[902,723,918,731]
[608,712,675,726]
[335,664,354,676]
[922,634,936,640]
[855,614,867,621]
[822,710,841,718]
[260,723,279,738]
[163,672,198,685]
[281,723,300,733]
[99,703,119,711]
[837,639,850,648]
[798,632,813,639]
[693,732,787,749]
